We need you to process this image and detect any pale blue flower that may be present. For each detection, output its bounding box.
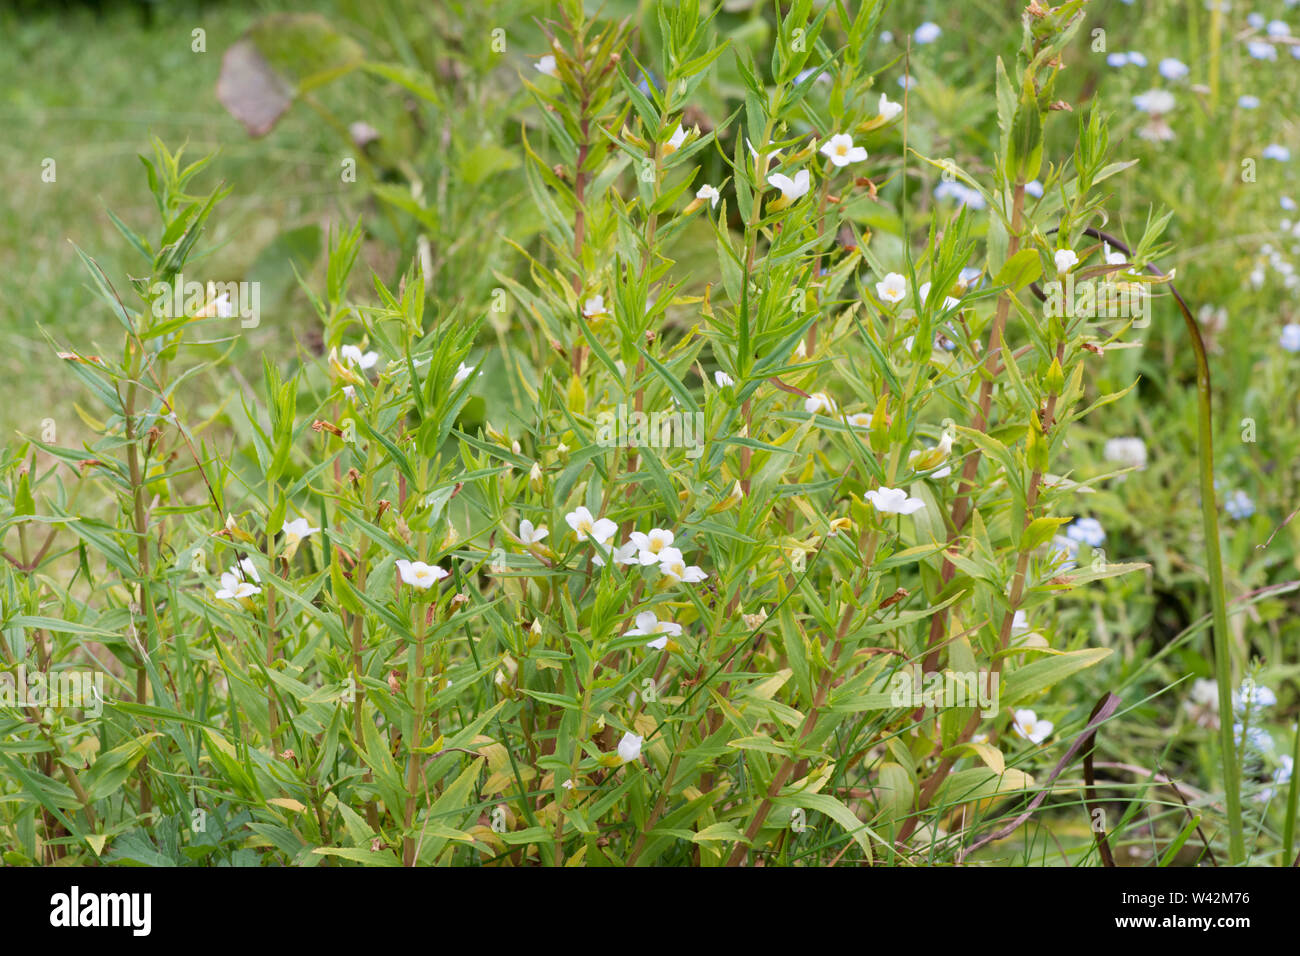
[1224,489,1256,519]
[1248,40,1278,59]
[1264,143,1291,161]
[1159,57,1189,79]
[1065,517,1106,548]
[1239,94,1261,108]
[914,22,941,44]
[1280,322,1300,351]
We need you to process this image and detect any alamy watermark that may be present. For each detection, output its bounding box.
[1043,274,1149,327]
[150,273,260,328]
[889,668,999,717]
[0,666,103,717]
[595,403,705,459]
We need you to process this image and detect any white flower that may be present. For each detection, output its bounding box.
[746,138,782,172]
[453,361,476,386]
[908,448,952,479]
[1264,143,1292,161]
[847,412,873,429]
[235,557,261,583]
[395,559,449,590]
[1012,610,1030,636]
[617,731,643,763]
[1065,517,1106,548]
[804,392,837,416]
[1158,57,1189,79]
[665,124,688,153]
[864,486,926,515]
[696,184,720,208]
[517,519,548,545]
[1280,323,1300,351]
[283,518,320,545]
[918,281,959,311]
[214,569,260,603]
[1012,709,1053,744]
[877,93,903,121]
[657,547,708,583]
[1224,489,1255,519]
[342,385,357,401]
[1054,248,1079,273]
[582,295,608,317]
[626,611,683,649]
[714,369,734,387]
[1190,678,1219,709]
[535,54,557,76]
[565,506,618,543]
[340,344,378,370]
[1103,437,1148,473]
[1133,89,1176,114]
[876,271,907,303]
[819,133,868,167]
[914,21,941,44]
[629,528,675,565]
[767,169,811,202]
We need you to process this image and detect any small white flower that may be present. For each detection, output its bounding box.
[1158,57,1189,80]
[535,54,557,76]
[395,559,449,590]
[804,392,837,416]
[876,271,907,303]
[819,133,868,167]
[914,21,941,44]
[1012,709,1053,744]
[657,547,707,583]
[665,123,688,153]
[1133,89,1176,114]
[864,486,926,515]
[517,519,548,545]
[767,169,811,202]
[629,528,675,565]
[847,412,873,429]
[582,295,608,317]
[617,731,643,763]
[696,184,720,208]
[1065,517,1106,548]
[236,557,261,583]
[283,518,320,545]
[877,93,903,121]
[625,611,683,649]
[918,281,959,311]
[565,506,618,543]
[214,570,260,603]
[453,361,476,387]
[714,369,734,387]
[746,138,782,172]
[1104,437,1148,473]
[1054,248,1079,273]
[1280,323,1300,351]
[341,344,378,370]
[1011,610,1030,636]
